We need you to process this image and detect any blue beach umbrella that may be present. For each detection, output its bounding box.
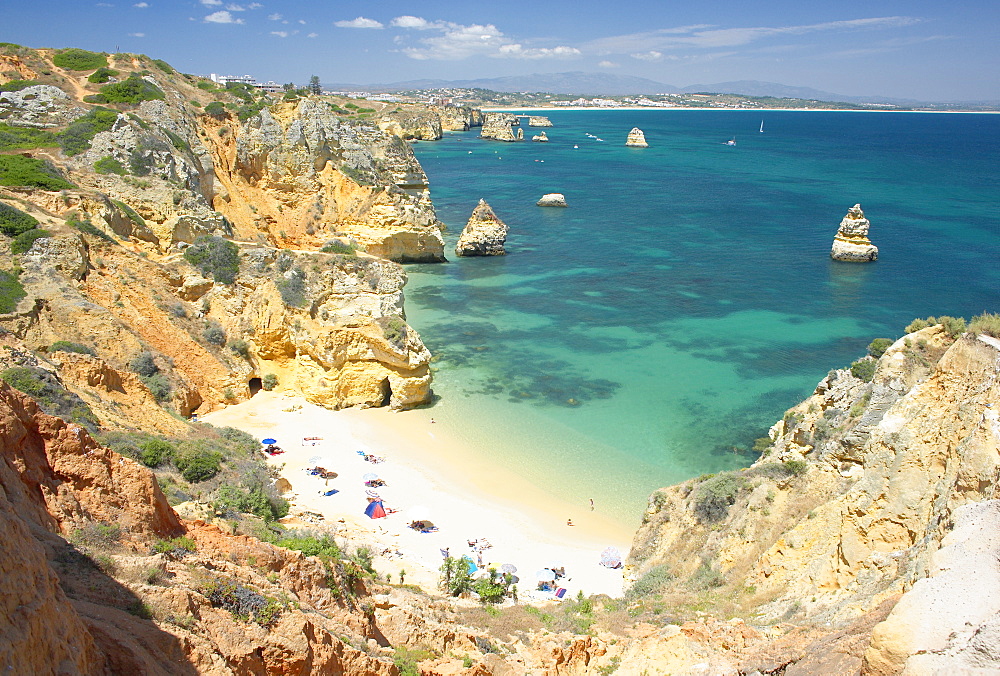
[262,438,277,445]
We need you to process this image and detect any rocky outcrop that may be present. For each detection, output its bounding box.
[0,84,86,128]
[455,199,508,257]
[377,108,443,140]
[628,326,1000,646]
[528,116,553,127]
[531,131,549,142]
[480,112,519,142]
[435,105,483,131]
[831,203,878,262]
[626,127,648,147]
[537,193,567,207]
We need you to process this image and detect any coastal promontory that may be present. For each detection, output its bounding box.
[831,203,878,262]
[455,199,508,256]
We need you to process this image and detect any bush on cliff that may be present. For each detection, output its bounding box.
[49,340,95,356]
[10,228,49,254]
[92,74,165,105]
[213,483,288,522]
[905,315,967,338]
[0,79,38,92]
[0,365,99,432]
[0,202,39,236]
[693,472,748,523]
[276,269,307,307]
[53,48,107,71]
[184,235,240,284]
[969,312,1000,339]
[850,358,876,383]
[94,155,127,175]
[261,373,278,391]
[0,155,74,190]
[0,123,58,151]
[867,338,894,358]
[173,444,222,483]
[129,351,158,377]
[0,270,26,313]
[87,67,119,84]
[137,438,175,467]
[58,107,118,156]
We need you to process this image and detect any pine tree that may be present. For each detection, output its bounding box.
[308,75,321,96]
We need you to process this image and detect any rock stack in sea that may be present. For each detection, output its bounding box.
[528,116,554,127]
[831,204,878,262]
[480,112,519,141]
[531,132,549,142]
[455,199,509,257]
[537,193,567,207]
[626,127,648,147]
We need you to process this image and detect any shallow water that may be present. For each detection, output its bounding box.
[406,110,1000,526]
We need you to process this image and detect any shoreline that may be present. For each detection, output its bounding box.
[202,392,632,600]
[482,106,999,114]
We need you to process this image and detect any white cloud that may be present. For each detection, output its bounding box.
[133,2,149,7]
[200,0,222,5]
[335,16,383,29]
[226,3,245,11]
[248,2,262,8]
[271,31,289,38]
[598,60,619,68]
[298,19,305,25]
[267,12,281,20]
[631,50,663,61]
[129,32,145,37]
[394,17,580,60]
[204,10,243,24]
[307,32,318,38]
[96,2,113,5]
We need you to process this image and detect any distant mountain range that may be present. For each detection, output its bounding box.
[324,72,926,105]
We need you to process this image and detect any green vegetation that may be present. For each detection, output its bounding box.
[137,438,175,467]
[393,647,437,676]
[161,128,190,153]
[87,67,119,84]
[693,472,748,523]
[151,58,173,74]
[382,316,407,345]
[320,240,357,256]
[905,315,967,338]
[199,577,282,625]
[59,107,118,156]
[0,155,74,190]
[0,123,58,150]
[68,217,113,242]
[9,228,48,254]
[128,351,170,401]
[0,365,99,431]
[184,235,240,284]
[173,445,222,482]
[0,79,38,92]
[213,483,288,522]
[0,202,39,236]
[276,268,307,307]
[626,564,673,600]
[72,521,122,549]
[228,339,250,359]
[275,532,341,559]
[261,373,278,391]
[53,48,107,71]
[111,200,145,229]
[49,341,95,356]
[202,323,227,346]
[85,74,165,105]
[203,101,226,116]
[153,535,196,557]
[94,155,126,175]
[129,351,158,377]
[969,312,1000,339]
[850,358,876,382]
[867,338,894,358]
[0,270,26,313]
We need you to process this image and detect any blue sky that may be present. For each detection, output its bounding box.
[4,1,998,101]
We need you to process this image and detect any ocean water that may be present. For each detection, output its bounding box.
[405,110,1000,527]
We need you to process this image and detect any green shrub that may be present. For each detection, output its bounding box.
[275,532,341,559]
[850,358,876,382]
[228,339,250,358]
[261,373,278,391]
[0,79,38,92]
[867,338,893,358]
[905,318,931,333]
[200,577,281,625]
[202,324,226,345]
[752,436,772,455]
[783,459,808,476]
[94,155,126,175]
[153,536,196,556]
[129,351,158,377]
[151,58,173,74]
[10,228,49,254]
[53,48,107,71]
[162,128,190,153]
[935,315,967,338]
[213,483,288,522]
[0,123,59,150]
[110,200,145,229]
[969,312,1000,339]
[382,316,407,345]
[137,438,175,467]
[97,74,165,105]
[173,446,222,483]
[320,240,357,256]
[0,202,39,236]
[625,564,673,599]
[58,107,118,156]
[184,235,240,284]
[141,373,171,402]
[689,559,725,590]
[72,522,122,548]
[276,269,306,307]
[0,270,26,313]
[693,472,748,523]
[204,101,225,116]
[49,340,95,356]
[0,155,74,190]
[0,365,99,431]
[68,217,113,242]
[87,67,119,83]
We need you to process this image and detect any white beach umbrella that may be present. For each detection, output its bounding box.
[362,472,379,482]
[535,568,556,582]
[500,563,517,575]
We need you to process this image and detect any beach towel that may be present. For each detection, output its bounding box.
[554,588,567,599]
[322,489,339,496]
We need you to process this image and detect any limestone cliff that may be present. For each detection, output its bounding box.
[626,127,648,147]
[531,131,549,142]
[831,203,878,262]
[377,107,443,141]
[437,105,483,131]
[528,116,553,127]
[480,112,519,142]
[455,199,508,257]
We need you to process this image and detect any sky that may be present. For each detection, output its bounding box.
[4,1,999,101]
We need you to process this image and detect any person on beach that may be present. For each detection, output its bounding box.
[589,498,594,511]
[567,518,574,526]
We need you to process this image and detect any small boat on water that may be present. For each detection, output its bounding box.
[725,137,736,146]
[759,120,764,133]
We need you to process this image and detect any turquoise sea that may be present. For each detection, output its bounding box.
[406,110,1000,527]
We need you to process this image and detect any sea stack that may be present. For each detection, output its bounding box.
[531,132,549,142]
[455,199,508,257]
[536,193,567,207]
[626,127,648,147]
[528,116,554,127]
[831,204,878,262]
[480,112,519,141]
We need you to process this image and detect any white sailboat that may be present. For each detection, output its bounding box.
[725,137,736,146]
[759,120,764,133]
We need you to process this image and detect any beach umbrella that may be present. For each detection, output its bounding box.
[535,568,556,582]
[407,506,431,523]
[549,560,565,571]
[600,547,622,568]
[262,438,277,445]
[500,563,517,575]
[362,472,379,482]
[364,500,387,519]
[461,556,478,574]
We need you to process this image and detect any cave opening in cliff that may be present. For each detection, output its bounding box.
[248,377,262,396]
[379,378,392,407]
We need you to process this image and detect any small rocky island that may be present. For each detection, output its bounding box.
[626,127,648,147]
[480,112,519,141]
[528,116,553,127]
[537,193,567,207]
[455,199,509,256]
[531,132,549,142]
[831,203,879,262]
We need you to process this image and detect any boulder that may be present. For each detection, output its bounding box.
[626,128,648,147]
[531,132,549,142]
[455,199,508,257]
[537,193,567,207]
[528,116,554,127]
[831,204,878,262]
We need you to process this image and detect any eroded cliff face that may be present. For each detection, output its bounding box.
[627,326,1000,670]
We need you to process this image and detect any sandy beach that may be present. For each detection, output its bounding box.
[202,391,633,600]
